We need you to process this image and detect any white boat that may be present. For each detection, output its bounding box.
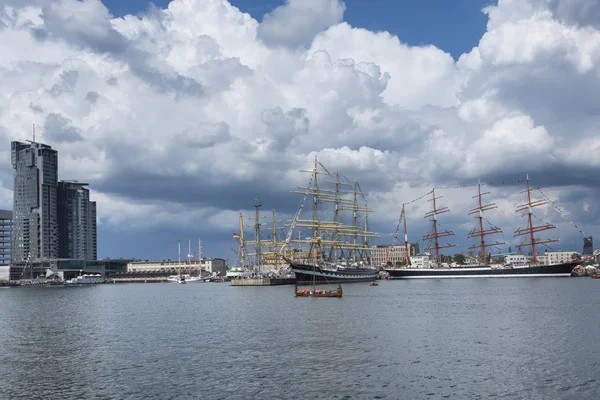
[167,240,210,283]
[167,274,209,283]
[64,274,104,285]
[226,267,246,279]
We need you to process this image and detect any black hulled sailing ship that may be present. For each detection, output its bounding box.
[283,157,379,283]
[385,176,577,279]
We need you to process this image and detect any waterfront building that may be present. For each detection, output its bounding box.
[29,258,129,280]
[11,141,58,265]
[0,210,11,281]
[545,251,579,265]
[371,244,416,267]
[583,236,593,255]
[57,181,97,260]
[409,253,433,269]
[0,209,11,266]
[505,254,527,265]
[537,255,548,265]
[127,258,227,276]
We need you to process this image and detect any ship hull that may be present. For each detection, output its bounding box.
[288,261,378,283]
[384,262,576,279]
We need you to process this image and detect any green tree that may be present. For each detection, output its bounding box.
[440,254,453,263]
[571,253,582,261]
[453,253,466,264]
[497,255,506,264]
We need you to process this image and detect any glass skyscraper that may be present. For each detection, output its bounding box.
[11,141,58,264]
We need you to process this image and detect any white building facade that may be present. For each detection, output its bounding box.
[545,252,579,265]
[127,258,227,276]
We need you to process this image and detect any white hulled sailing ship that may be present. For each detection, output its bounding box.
[167,240,210,283]
[385,176,577,278]
[283,157,379,283]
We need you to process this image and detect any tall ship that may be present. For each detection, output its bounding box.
[229,202,296,286]
[385,176,578,278]
[283,157,379,283]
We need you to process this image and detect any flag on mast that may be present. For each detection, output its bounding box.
[233,233,240,238]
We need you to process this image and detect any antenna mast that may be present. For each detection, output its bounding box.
[423,188,456,265]
[513,175,557,264]
[467,179,505,265]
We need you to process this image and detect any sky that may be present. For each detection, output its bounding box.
[1,0,599,263]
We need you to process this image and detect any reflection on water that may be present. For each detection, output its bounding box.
[0,279,599,399]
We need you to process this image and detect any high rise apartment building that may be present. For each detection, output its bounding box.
[583,236,593,256]
[11,140,97,266]
[58,181,97,260]
[11,141,59,264]
[0,209,12,266]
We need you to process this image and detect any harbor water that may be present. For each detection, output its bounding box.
[0,278,598,399]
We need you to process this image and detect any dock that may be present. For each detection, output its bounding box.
[108,277,168,283]
[230,277,296,286]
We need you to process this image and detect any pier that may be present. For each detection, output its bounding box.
[230,277,296,286]
[108,277,168,283]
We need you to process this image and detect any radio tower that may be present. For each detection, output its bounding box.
[513,175,557,264]
[423,188,456,265]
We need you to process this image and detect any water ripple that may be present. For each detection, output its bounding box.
[0,279,599,399]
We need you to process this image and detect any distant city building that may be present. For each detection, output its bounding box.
[371,244,416,267]
[583,237,593,255]
[11,141,59,264]
[58,181,97,260]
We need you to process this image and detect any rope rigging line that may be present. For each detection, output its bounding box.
[403,190,434,206]
[435,179,527,190]
[281,173,314,252]
[537,188,586,236]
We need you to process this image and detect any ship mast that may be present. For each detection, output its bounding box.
[239,213,247,267]
[467,179,505,265]
[289,157,377,264]
[324,170,353,261]
[312,157,319,262]
[198,239,202,276]
[352,181,358,262]
[253,199,262,271]
[364,201,369,263]
[177,240,181,277]
[513,175,557,264]
[402,204,410,265]
[423,188,456,264]
[265,209,281,267]
[390,204,411,266]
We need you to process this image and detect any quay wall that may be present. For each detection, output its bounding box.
[231,277,295,286]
